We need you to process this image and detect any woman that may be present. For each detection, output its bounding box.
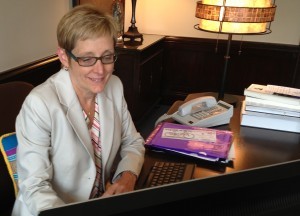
[12,5,145,216]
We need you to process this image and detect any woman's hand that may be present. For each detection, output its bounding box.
[102,171,137,197]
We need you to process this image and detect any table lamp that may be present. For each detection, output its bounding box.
[195,0,276,103]
[123,0,143,45]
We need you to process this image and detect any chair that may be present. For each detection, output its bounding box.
[0,81,34,216]
[0,81,34,135]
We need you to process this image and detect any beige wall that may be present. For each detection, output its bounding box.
[124,0,300,45]
[0,0,70,72]
[1,0,299,73]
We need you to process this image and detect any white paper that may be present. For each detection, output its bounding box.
[266,85,300,97]
[161,128,217,142]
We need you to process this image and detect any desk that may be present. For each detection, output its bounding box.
[135,92,300,214]
[40,93,300,216]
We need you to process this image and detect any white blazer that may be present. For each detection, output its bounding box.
[12,69,145,216]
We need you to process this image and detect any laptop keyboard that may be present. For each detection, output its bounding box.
[145,161,196,187]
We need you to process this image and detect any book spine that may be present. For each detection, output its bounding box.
[244,89,300,106]
[245,96,300,112]
[242,101,299,119]
[241,114,300,133]
[241,101,300,133]
[145,122,163,145]
[245,106,300,117]
[244,109,300,119]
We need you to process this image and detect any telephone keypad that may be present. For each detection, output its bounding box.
[192,106,225,120]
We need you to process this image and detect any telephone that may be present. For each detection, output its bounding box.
[155,96,233,128]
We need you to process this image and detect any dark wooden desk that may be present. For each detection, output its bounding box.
[40,93,300,216]
[135,92,300,215]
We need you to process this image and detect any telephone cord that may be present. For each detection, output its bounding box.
[154,112,178,128]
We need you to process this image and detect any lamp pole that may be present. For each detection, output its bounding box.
[218,33,232,100]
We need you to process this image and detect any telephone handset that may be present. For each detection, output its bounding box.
[155,96,233,128]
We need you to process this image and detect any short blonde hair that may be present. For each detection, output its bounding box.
[57,4,118,51]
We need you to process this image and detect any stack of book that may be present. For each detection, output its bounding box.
[241,84,300,133]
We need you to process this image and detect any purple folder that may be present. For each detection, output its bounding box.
[145,122,233,161]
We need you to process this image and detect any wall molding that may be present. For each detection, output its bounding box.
[0,55,61,86]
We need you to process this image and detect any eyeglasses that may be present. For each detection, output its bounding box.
[66,50,117,67]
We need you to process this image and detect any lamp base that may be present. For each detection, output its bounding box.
[123,26,143,43]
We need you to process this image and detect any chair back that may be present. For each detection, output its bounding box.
[0,81,34,216]
[0,81,34,135]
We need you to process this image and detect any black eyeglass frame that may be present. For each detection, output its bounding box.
[65,50,117,67]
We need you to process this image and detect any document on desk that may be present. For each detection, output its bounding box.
[145,122,234,163]
[244,84,300,105]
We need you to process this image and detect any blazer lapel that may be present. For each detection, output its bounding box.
[97,93,115,167]
[67,105,94,158]
[54,69,94,158]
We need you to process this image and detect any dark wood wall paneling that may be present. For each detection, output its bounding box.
[0,55,61,86]
[0,37,299,107]
[161,36,300,104]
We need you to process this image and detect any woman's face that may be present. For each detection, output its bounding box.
[67,35,115,97]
